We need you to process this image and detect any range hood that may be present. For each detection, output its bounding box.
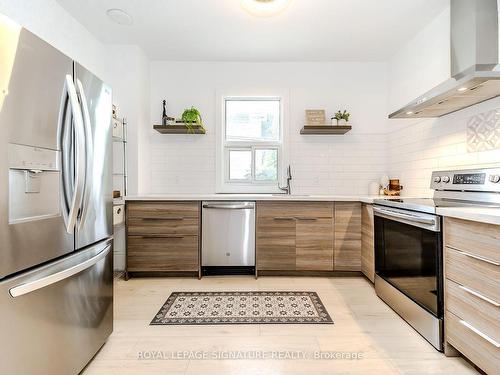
[390,0,500,118]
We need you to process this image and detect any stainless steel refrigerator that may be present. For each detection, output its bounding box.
[0,18,113,375]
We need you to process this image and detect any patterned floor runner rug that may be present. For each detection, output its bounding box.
[151,291,333,325]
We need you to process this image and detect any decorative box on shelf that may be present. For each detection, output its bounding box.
[153,124,206,134]
[300,125,352,135]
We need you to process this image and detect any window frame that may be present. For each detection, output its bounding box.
[216,90,289,193]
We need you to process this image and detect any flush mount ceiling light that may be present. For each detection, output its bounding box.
[106,8,133,26]
[241,0,291,17]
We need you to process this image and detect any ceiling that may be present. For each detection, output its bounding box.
[56,0,449,61]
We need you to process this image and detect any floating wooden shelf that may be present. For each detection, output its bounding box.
[300,125,352,135]
[153,124,206,134]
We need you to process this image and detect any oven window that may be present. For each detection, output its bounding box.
[375,216,442,317]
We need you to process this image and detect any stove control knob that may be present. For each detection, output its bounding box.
[433,176,441,183]
[442,176,450,183]
[490,175,500,183]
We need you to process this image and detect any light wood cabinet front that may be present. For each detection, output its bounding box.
[126,201,200,274]
[361,203,375,282]
[296,217,334,271]
[257,216,296,270]
[256,202,334,271]
[334,202,362,271]
[443,217,500,374]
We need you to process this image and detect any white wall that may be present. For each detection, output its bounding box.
[388,6,450,114]
[147,61,389,195]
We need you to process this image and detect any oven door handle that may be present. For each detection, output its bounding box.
[373,206,440,231]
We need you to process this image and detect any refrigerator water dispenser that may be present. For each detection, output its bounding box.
[8,143,60,223]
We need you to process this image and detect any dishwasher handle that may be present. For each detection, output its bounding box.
[202,203,254,210]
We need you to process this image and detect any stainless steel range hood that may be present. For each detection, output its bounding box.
[389,0,500,119]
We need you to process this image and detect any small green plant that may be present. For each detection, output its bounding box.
[181,107,204,133]
[332,110,350,123]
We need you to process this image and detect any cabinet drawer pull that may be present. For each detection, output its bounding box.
[459,320,500,348]
[458,285,500,307]
[295,217,318,221]
[136,235,184,239]
[273,217,295,221]
[447,246,500,266]
[141,217,184,221]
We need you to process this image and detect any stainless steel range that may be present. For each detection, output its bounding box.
[373,168,500,351]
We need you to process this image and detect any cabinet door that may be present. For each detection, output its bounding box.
[256,202,296,270]
[257,217,296,270]
[361,204,375,282]
[334,202,362,271]
[296,217,334,270]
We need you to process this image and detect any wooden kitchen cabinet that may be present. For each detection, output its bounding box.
[126,201,200,276]
[296,217,334,270]
[256,202,334,271]
[256,216,296,270]
[361,203,375,282]
[334,202,362,271]
[443,217,500,374]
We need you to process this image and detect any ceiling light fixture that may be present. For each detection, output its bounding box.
[457,87,468,92]
[241,0,291,17]
[106,8,133,26]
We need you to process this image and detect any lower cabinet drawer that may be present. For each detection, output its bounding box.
[127,235,199,272]
[127,217,199,235]
[446,279,499,346]
[446,311,500,375]
[445,246,500,303]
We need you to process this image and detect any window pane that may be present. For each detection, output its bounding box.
[255,149,278,181]
[226,100,280,141]
[229,150,252,180]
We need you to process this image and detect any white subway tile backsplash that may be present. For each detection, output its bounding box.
[390,97,500,196]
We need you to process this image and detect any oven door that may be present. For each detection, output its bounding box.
[374,205,443,318]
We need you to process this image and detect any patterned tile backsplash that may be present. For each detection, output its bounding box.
[467,108,500,152]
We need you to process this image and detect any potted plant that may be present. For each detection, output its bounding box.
[332,110,350,125]
[180,107,204,133]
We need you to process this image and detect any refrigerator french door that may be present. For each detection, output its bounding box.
[0,20,113,375]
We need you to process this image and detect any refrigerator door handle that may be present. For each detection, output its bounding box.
[9,244,111,298]
[76,79,94,228]
[65,74,86,234]
[59,77,73,226]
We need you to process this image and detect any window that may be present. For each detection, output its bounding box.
[216,94,287,193]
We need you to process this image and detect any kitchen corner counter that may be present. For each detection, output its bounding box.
[437,206,500,226]
[124,194,389,203]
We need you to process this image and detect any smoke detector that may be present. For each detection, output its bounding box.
[106,9,133,26]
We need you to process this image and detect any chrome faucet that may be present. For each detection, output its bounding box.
[278,165,292,195]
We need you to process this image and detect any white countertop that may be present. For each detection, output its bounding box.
[124,194,391,204]
[436,206,500,226]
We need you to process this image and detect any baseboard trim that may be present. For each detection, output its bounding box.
[257,270,362,277]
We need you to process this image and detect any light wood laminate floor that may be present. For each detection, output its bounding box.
[82,276,477,375]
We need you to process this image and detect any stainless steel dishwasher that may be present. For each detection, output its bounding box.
[201,201,255,276]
